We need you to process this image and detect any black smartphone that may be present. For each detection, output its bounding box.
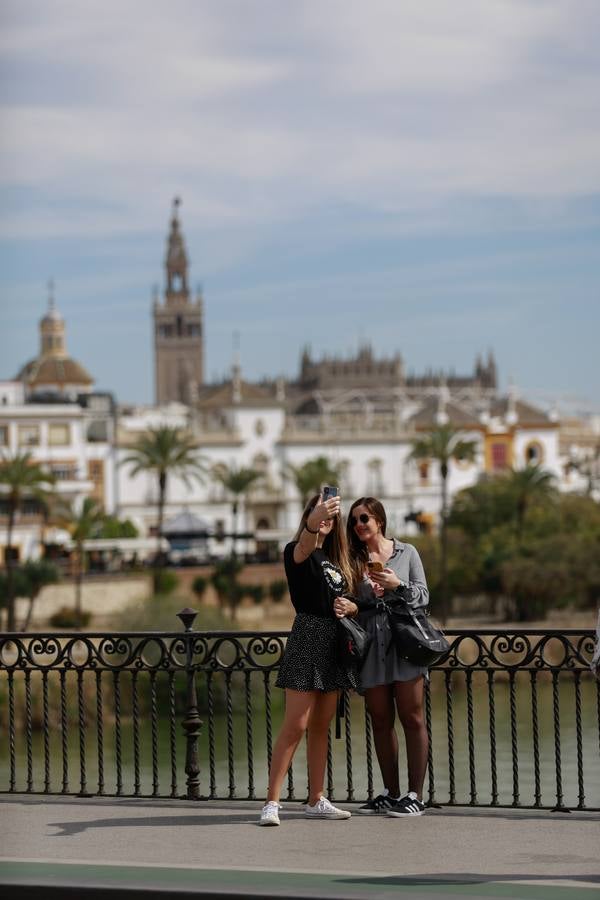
[322,485,339,502]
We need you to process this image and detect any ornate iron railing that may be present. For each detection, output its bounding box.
[0,615,597,810]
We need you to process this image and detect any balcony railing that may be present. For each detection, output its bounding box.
[0,619,597,811]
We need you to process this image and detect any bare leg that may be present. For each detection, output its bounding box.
[266,690,317,803]
[364,684,399,797]
[394,676,428,799]
[306,691,338,805]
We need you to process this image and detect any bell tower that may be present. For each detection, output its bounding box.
[153,198,204,405]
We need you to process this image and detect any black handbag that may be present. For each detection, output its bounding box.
[387,603,449,667]
[336,615,372,670]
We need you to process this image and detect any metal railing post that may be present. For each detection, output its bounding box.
[177,608,203,800]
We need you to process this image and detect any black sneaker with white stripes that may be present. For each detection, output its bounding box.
[357,791,397,815]
[386,792,426,817]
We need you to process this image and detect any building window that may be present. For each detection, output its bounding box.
[255,419,265,437]
[525,441,544,465]
[88,460,105,504]
[367,458,383,496]
[418,461,430,484]
[49,462,79,481]
[0,425,8,446]
[48,423,70,446]
[18,425,40,447]
[491,442,509,471]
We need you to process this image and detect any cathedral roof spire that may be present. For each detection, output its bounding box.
[40,280,65,356]
[165,196,189,301]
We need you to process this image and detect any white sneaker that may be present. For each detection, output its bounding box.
[304,797,351,820]
[259,801,281,826]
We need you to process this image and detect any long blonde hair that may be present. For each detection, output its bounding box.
[294,494,353,591]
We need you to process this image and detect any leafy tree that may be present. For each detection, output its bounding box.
[57,498,104,628]
[191,575,208,601]
[504,464,556,540]
[449,476,518,537]
[500,533,573,621]
[408,427,477,622]
[0,568,30,626]
[210,557,244,620]
[97,516,139,539]
[447,479,600,620]
[122,426,207,580]
[213,463,261,558]
[284,456,342,506]
[0,451,55,630]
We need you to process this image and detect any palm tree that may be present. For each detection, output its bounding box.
[19,559,60,631]
[122,426,207,574]
[505,464,556,540]
[409,426,478,622]
[58,497,104,627]
[214,463,261,558]
[0,451,55,630]
[284,456,342,506]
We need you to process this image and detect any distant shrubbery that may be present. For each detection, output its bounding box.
[152,569,179,596]
[0,560,61,631]
[269,579,288,604]
[49,605,92,628]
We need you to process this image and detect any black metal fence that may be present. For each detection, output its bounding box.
[0,614,598,811]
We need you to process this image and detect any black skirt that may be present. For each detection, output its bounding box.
[276,613,357,693]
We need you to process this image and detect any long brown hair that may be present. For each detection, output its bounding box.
[294,494,353,590]
[346,496,388,592]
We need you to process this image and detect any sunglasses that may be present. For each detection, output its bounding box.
[351,513,374,526]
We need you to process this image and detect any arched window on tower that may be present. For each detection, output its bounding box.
[524,441,544,465]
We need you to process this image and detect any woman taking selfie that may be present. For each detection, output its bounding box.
[259,492,356,826]
[338,496,429,817]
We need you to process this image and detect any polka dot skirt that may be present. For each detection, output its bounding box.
[276,613,358,693]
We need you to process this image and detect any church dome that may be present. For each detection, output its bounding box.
[16,285,95,395]
[17,355,93,389]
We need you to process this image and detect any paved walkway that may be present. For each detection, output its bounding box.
[1,796,599,899]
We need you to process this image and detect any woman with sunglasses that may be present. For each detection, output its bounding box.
[259,492,356,826]
[335,497,429,818]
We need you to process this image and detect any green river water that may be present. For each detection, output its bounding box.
[1,669,598,808]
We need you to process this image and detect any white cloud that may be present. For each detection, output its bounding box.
[0,0,599,242]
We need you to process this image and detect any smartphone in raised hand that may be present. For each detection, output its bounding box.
[322,485,339,502]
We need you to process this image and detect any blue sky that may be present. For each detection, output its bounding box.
[1,0,599,410]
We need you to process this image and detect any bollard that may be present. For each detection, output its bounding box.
[177,608,203,800]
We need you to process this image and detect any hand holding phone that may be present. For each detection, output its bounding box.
[367,560,384,573]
